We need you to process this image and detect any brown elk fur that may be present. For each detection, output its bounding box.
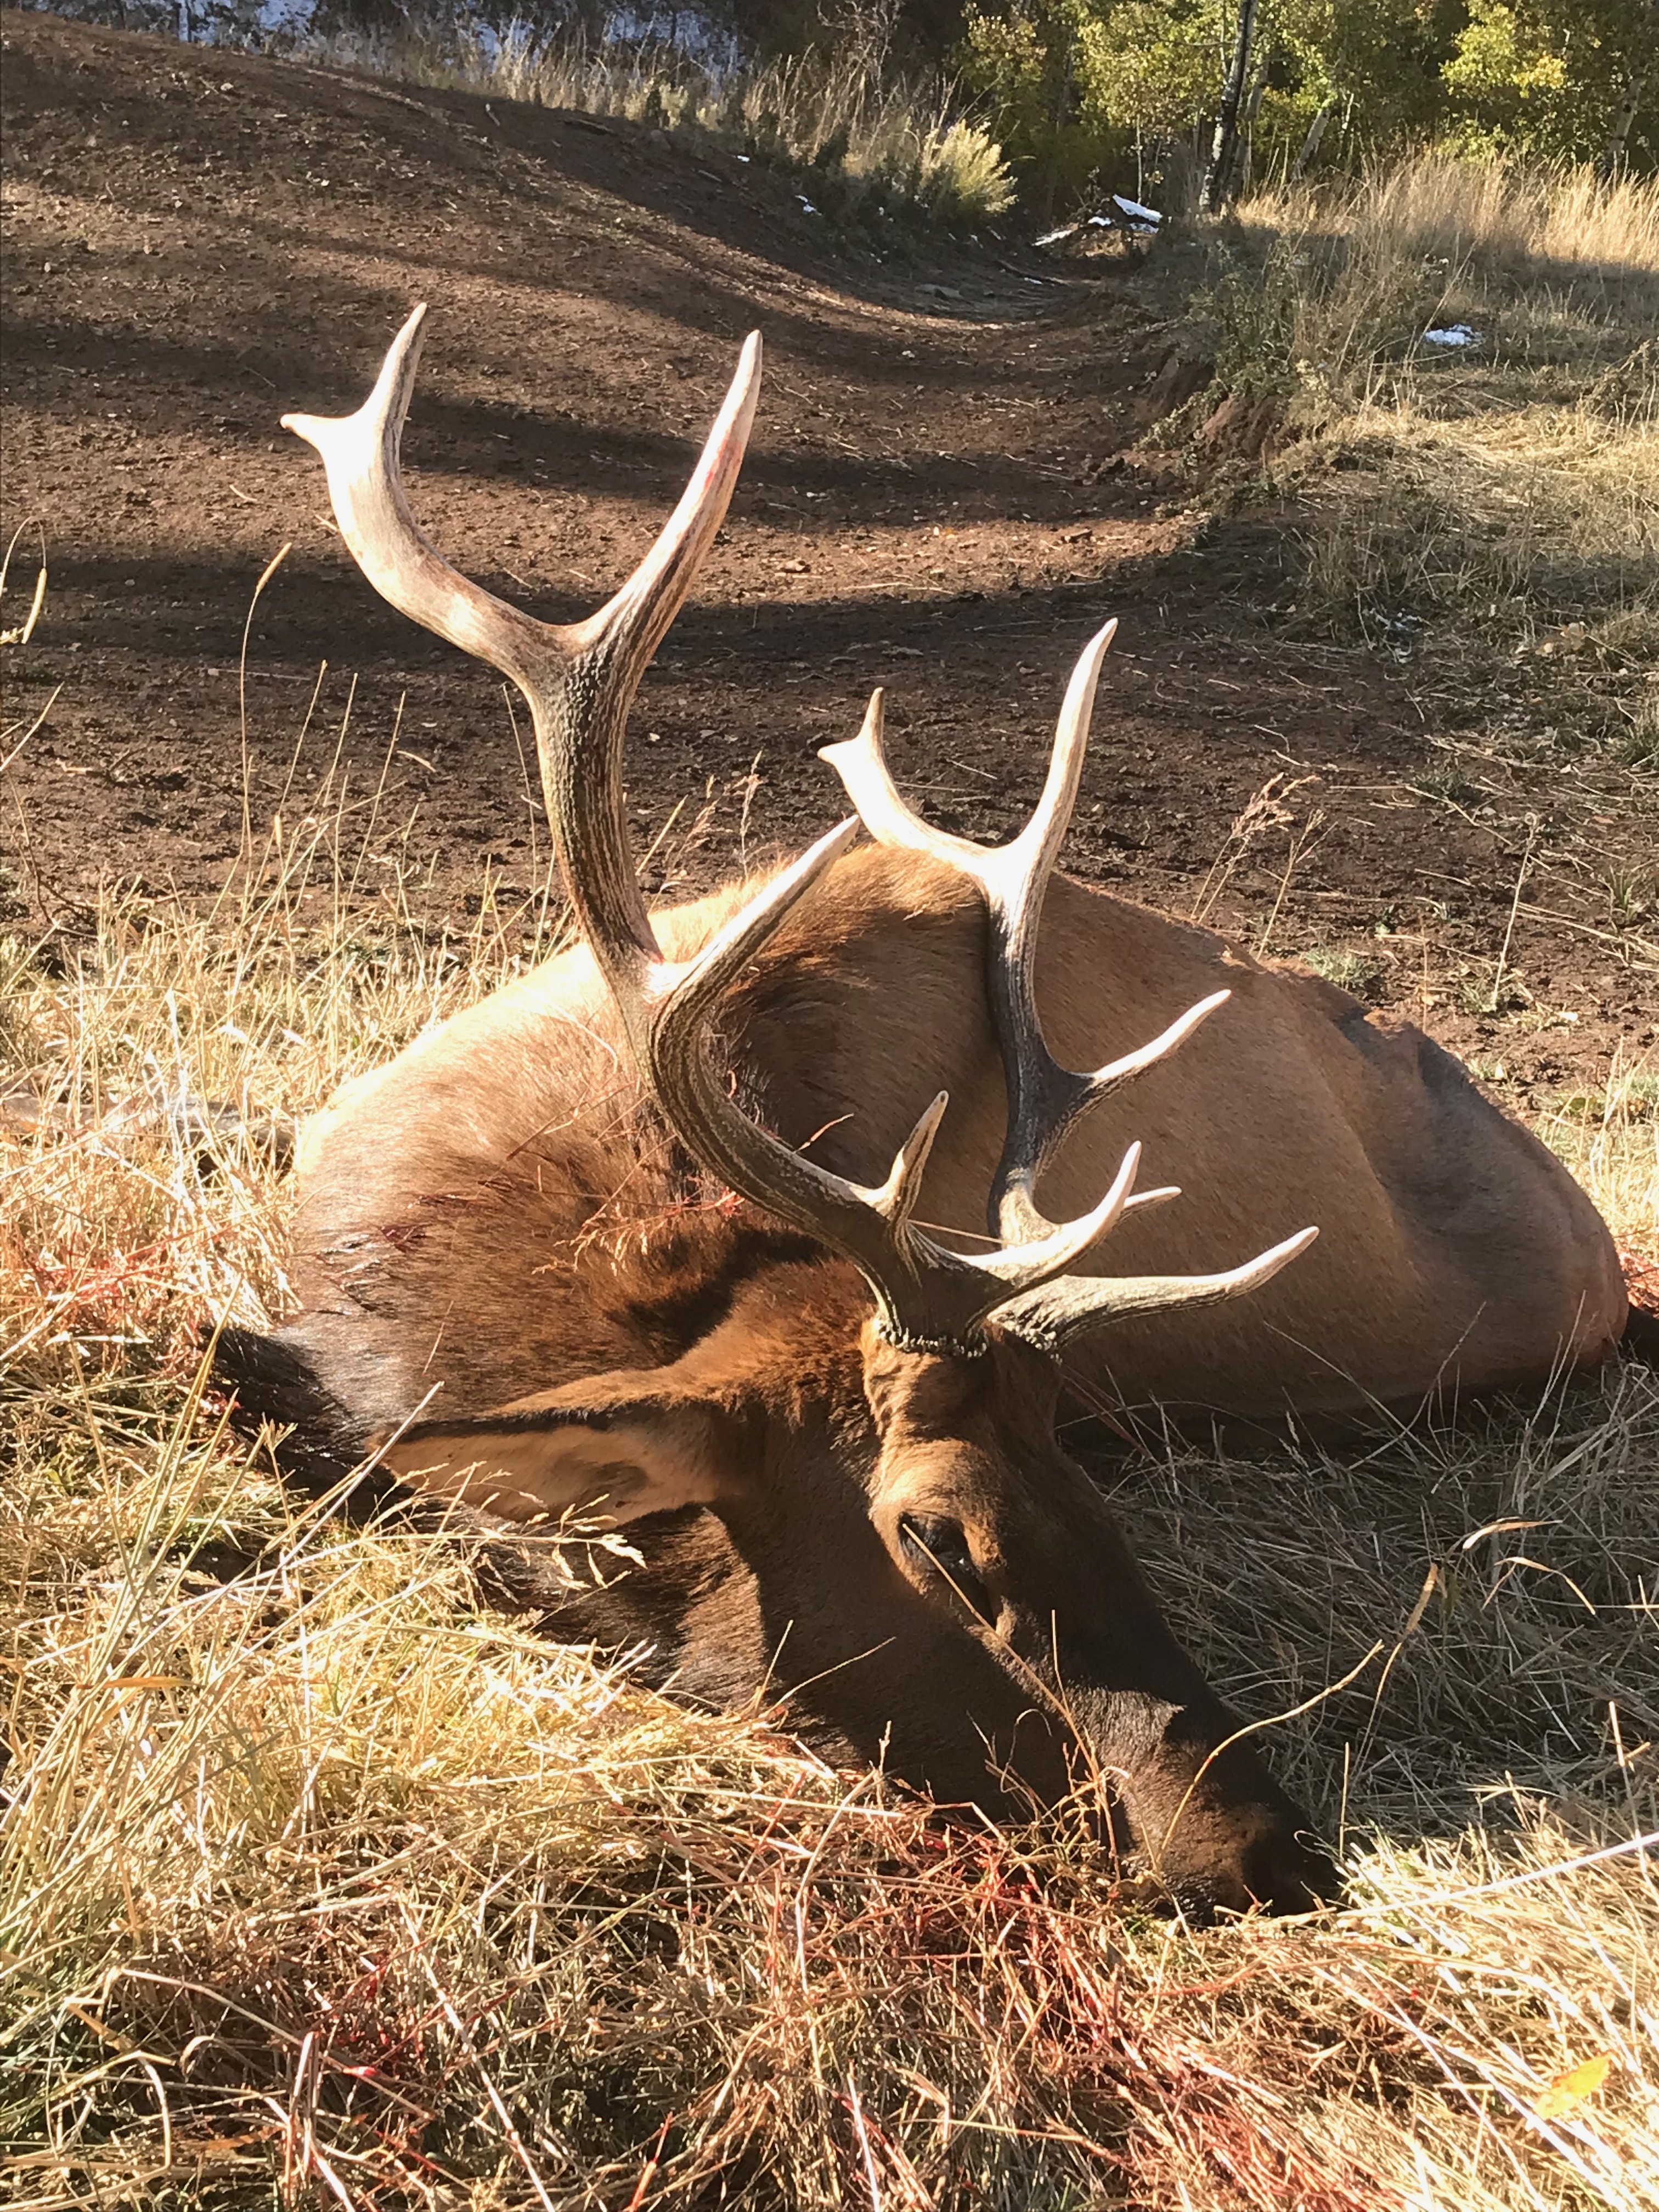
[290,844,1626,1440]
[245,837,1623,1917]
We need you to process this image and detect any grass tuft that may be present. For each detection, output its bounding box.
[1155,154,1658,705]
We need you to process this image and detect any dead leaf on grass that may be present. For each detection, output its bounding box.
[1535,2052,1612,2119]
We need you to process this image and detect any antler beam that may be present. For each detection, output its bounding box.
[288,308,1199,1354]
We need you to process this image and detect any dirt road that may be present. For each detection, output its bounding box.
[3,11,1653,1107]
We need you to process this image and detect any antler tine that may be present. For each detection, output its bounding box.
[993,1226,1321,1353]
[285,303,762,1004]
[821,689,984,868]
[284,304,551,692]
[822,622,1229,1245]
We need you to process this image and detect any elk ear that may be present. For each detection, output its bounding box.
[372,1381,731,1527]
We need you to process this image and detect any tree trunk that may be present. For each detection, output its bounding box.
[1598,0,1654,179]
[1239,63,1268,198]
[1598,72,1646,181]
[1288,98,1335,185]
[1200,0,1259,214]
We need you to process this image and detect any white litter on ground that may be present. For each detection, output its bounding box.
[1423,323,1482,348]
[1041,198,1161,248]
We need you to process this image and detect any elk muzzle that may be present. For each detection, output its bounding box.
[1101,1695,1342,1916]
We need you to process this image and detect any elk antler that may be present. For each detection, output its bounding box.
[820,627,1317,1350]
[286,308,1209,1353]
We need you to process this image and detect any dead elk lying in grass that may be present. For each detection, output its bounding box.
[222,308,1627,1917]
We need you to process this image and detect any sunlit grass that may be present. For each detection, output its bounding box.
[2,725,1655,2207]
[267,8,1015,233]
[1156,153,1658,686]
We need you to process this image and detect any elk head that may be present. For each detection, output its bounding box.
[283,308,1334,1915]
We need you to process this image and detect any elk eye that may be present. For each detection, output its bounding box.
[898,1514,991,1617]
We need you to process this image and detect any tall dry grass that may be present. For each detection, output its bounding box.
[272,9,1015,231]
[1245,151,1659,314]
[1167,153,1659,703]
[2,699,1656,2206]
[1202,153,1659,403]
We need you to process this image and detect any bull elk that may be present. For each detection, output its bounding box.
[223,308,1627,1917]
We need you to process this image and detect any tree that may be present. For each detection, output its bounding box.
[1071,0,1218,140]
[959,0,1654,214]
[1441,0,1655,160]
[1201,0,1259,206]
[1600,60,1650,179]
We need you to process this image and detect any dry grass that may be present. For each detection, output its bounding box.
[1203,153,1659,411]
[1124,151,1659,1087]
[1160,153,1658,721]
[263,9,1014,234]
[3,732,1658,2206]
[1235,154,1659,349]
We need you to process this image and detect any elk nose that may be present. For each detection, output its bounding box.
[1156,1820,1342,1923]
[1239,1826,1344,1916]
[1125,1718,1344,1919]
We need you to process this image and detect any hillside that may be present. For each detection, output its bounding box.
[6,10,1654,1111]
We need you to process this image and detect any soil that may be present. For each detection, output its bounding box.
[3,10,1656,1138]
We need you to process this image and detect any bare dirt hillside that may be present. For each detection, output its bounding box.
[3,9,1654,1114]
